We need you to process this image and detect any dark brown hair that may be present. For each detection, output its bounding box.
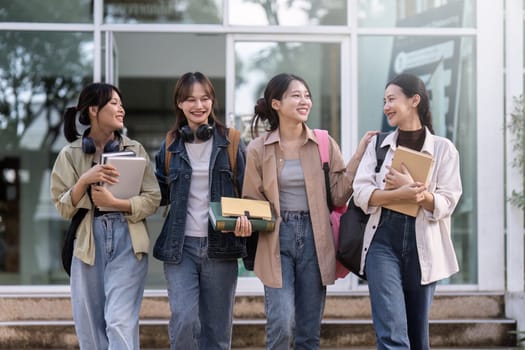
[386,73,434,134]
[250,73,312,138]
[63,83,122,143]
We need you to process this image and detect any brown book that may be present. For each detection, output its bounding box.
[383,146,434,217]
[221,197,273,221]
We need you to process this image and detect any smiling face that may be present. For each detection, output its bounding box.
[383,83,421,130]
[90,89,125,132]
[271,79,312,124]
[177,82,213,130]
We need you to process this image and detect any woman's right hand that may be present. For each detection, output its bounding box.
[234,215,253,237]
[80,164,120,186]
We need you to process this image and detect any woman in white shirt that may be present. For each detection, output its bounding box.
[352,73,463,349]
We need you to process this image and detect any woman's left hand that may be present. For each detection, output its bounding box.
[233,216,252,237]
[355,130,380,158]
[384,163,414,189]
[91,185,116,208]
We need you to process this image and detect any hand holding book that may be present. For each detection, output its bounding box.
[232,215,253,237]
[97,154,146,211]
[382,146,434,217]
[384,163,418,190]
[209,198,275,232]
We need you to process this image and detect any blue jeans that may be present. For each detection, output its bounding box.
[71,213,148,350]
[264,211,326,350]
[164,236,238,350]
[365,209,436,350]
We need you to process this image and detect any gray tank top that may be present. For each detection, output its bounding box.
[279,159,309,211]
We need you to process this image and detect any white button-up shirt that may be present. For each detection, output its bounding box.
[353,127,463,284]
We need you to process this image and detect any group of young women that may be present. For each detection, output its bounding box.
[51,71,462,350]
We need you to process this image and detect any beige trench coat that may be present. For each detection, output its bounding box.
[242,126,358,288]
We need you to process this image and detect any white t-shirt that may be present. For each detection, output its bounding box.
[184,138,213,237]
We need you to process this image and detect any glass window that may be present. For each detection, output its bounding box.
[0,31,93,285]
[229,0,347,26]
[358,0,475,28]
[358,35,477,284]
[233,41,341,146]
[0,0,92,23]
[104,0,222,24]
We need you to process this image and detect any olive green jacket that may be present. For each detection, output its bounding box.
[50,135,161,265]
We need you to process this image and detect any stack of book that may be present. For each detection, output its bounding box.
[99,151,146,211]
[209,197,275,232]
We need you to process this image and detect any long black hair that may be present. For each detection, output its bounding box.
[63,83,122,143]
[386,73,435,134]
[250,73,312,138]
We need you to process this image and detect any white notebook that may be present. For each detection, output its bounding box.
[99,156,147,211]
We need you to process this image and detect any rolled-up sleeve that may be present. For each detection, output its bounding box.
[425,142,462,221]
[51,148,91,220]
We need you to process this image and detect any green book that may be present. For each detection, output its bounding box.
[209,201,275,232]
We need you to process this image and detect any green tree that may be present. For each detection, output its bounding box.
[508,95,525,210]
[0,30,90,151]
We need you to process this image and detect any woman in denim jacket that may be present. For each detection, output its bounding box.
[353,73,462,349]
[153,72,251,350]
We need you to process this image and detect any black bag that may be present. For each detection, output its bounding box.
[335,132,390,279]
[61,208,88,276]
[336,198,370,278]
[242,231,258,271]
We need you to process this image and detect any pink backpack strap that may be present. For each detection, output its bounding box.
[313,129,330,166]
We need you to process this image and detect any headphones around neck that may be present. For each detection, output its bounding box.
[178,123,214,143]
[82,128,121,154]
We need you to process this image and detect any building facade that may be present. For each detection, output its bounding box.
[0,0,523,322]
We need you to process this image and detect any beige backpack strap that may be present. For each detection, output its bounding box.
[227,128,240,174]
[162,131,175,217]
[164,131,175,177]
[227,128,241,195]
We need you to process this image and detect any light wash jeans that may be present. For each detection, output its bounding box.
[264,210,326,350]
[164,236,238,350]
[70,212,148,350]
[365,208,436,350]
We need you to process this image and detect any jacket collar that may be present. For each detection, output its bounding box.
[263,123,314,146]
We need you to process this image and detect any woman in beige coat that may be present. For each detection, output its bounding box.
[242,73,375,349]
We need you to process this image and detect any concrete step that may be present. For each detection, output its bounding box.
[0,293,518,348]
[0,319,517,348]
[1,293,507,322]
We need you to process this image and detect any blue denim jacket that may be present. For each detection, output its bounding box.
[153,127,247,262]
